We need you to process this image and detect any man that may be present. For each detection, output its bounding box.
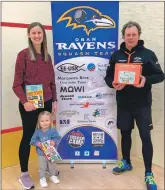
[105,21,165,190]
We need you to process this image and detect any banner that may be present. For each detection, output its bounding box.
[51,1,119,162]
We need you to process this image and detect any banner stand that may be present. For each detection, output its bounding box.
[51,1,119,164]
[69,160,106,169]
[70,160,74,168]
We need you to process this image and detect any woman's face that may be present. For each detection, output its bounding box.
[28,26,44,46]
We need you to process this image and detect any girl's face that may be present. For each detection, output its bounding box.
[28,26,44,46]
[39,115,51,130]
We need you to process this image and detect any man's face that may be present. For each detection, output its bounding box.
[123,26,140,50]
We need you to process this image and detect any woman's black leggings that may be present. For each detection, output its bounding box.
[19,99,53,172]
[121,129,153,173]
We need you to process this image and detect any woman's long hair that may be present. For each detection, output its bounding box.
[27,22,49,62]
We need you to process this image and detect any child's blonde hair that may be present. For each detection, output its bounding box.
[36,111,53,129]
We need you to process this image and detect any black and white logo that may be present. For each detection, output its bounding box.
[59,119,70,125]
[105,118,116,129]
[92,132,105,146]
[57,63,85,73]
[59,110,79,117]
[60,94,74,100]
[60,86,85,93]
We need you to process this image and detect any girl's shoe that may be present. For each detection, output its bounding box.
[40,177,48,188]
[50,175,60,184]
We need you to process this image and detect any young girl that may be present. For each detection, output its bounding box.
[12,22,57,189]
[30,111,61,188]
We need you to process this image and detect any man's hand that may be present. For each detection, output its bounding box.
[134,75,146,88]
[112,81,126,90]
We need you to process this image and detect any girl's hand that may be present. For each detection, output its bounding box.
[37,142,42,148]
[50,140,55,146]
[24,102,36,112]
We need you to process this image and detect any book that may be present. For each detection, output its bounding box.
[41,140,62,163]
[114,63,142,85]
[25,84,44,108]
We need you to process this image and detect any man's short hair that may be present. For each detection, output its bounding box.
[121,21,142,36]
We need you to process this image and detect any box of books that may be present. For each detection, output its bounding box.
[114,63,142,85]
[25,84,44,108]
[41,140,62,163]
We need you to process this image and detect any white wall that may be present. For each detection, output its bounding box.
[2,2,164,167]
[119,2,164,167]
[2,2,54,128]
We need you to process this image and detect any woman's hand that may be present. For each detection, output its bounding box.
[52,101,57,115]
[24,102,36,112]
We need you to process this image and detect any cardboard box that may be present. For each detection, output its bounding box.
[114,63,142,85]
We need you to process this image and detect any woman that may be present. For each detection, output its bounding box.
[12,22,57,189]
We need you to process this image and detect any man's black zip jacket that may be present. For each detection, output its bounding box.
[105,40,165,107]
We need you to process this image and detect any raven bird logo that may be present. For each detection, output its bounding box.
[57,6,116,35]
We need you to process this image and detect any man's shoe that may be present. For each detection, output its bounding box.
[145,172,157,190]
[112,159,133,175]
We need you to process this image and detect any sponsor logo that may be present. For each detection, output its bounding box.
[133,57,142,62]
[57,76,88,85]
[59,119,70,125]
[95,93,103,99]
[93,150,100,156]
[105,118,116,129]
[57,6,116,35]
[59,81,77,85]
[70,102,104,108]
[60,86,85,93]
[57,76,79,80]
[57,76,89,81]
[77,113,96,123]
[84,113,90,121]
[97,63,108,72]
[88,75,106,88]
[57,63,85,73]
[82,102,104,108]
[119,60,127,62]
[59,110,79,117]
[93,108,107,117]
[75,151,80,156]
[87,63,96,71]
[60,94,74,100]
[84,151,90,156]
[81,102,89,108]
[95,92,115,99]
[68,131,85,148]
[78,95,92,99]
